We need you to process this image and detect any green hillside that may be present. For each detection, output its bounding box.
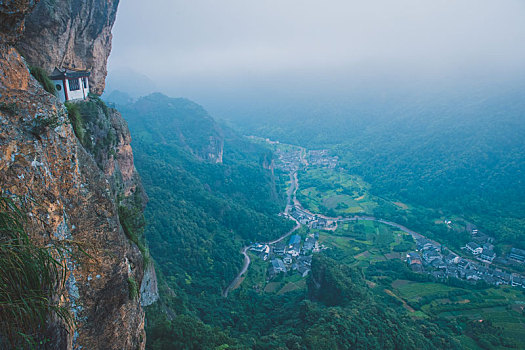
[113,94,483,349]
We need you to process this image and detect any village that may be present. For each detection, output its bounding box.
[246,142,525,290]
[407,229,525,289]
[249,231,322,280]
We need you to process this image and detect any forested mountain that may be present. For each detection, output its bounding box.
[113,93,465,349]
[230,85,525,246]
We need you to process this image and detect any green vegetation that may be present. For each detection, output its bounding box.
[65,102,85,143]
[303,213,525,348]
[465,319,517,349]
[145,312,232,350]
[236,91,525,248]
[66,97,119,169]
[112,93,484,349]
[29,66,56,96]
[293,161,475,250]
[118,94,304,347]
[128,277,139,300]
[364,260,525,348]
[0,196,70,349]
[88,93,109,118]
[119,204,147,255]
[297,166,377,216]
[314,220,414,268]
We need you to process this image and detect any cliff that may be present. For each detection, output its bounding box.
[0,0,151,348]
[16,0,119,94]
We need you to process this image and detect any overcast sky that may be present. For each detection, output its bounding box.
[107,0,525,115]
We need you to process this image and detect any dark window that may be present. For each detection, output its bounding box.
[55,84,62,91]
[82,77,88,89]
[68,78,80,91]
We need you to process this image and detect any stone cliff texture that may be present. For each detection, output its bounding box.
[16,0,119,94]
[205,135,224,164]
[0,0,39,45]
[0,0,149,348]
[140,260,159,307]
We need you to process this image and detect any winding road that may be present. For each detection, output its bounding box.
[223,150,305,298]
[224,143,426,297]
[222,219,300,297]
[223,139,506,298]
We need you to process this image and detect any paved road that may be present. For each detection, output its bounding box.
[223,165,302,298]
[222,246,250,298]
[224,140,497,297]
[222,219,300,297]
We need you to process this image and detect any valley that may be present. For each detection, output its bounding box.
[232,137,525,349]
[2,1,524,349]
[110,93,524,349]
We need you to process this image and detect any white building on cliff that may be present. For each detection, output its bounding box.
[49,67,90,102]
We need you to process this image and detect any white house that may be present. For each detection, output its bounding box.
[49,67,90,103]
[466,242,483,255]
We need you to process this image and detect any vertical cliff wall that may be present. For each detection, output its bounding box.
[16,0,119,94]
[0,0,149,348]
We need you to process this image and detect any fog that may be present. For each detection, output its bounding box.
[107,0,525,121]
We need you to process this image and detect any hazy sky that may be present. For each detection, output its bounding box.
[108,0,525,115]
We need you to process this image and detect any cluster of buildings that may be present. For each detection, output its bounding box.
[464,228,497,262]
[266,143,525,292]
[307,150,338,169]
[290,207,337,230]
[251,233,321,281]
[464,227,525,269]
[406,236,525,289]
[274,148,302,172]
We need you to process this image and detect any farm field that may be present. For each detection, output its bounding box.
[242,139,525,349]
[389,280,525,348]
[263,273,307,295]
[318,219,416,265]
[296,166,378,216]
[319,219,525,349]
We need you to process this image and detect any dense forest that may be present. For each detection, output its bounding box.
[108,93,493,349]
[229,85,525,247]
[118,94,292,302]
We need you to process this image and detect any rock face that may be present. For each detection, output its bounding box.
[0,0,149,348]
[0,0,39,45]
[140,260,159,307]
[206,135,224,164]
[16,0,119,94]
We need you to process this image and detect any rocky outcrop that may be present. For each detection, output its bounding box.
[0,46,145,349]
[205,135,223,164]
[69,96,145,199]
[0,0,39,45]
[0,0,149,348]
[16,0,119,94]
[140,260,159,307]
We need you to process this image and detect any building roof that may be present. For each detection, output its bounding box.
[510,248,525,257]
[481,249,495,258]
[467,242,481,250]
[273,241,286,250]
[291,241,301,251]
[271,258,286,271]
[289,234,301,245]
[49,67,91,80]
[297,255,312,264]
